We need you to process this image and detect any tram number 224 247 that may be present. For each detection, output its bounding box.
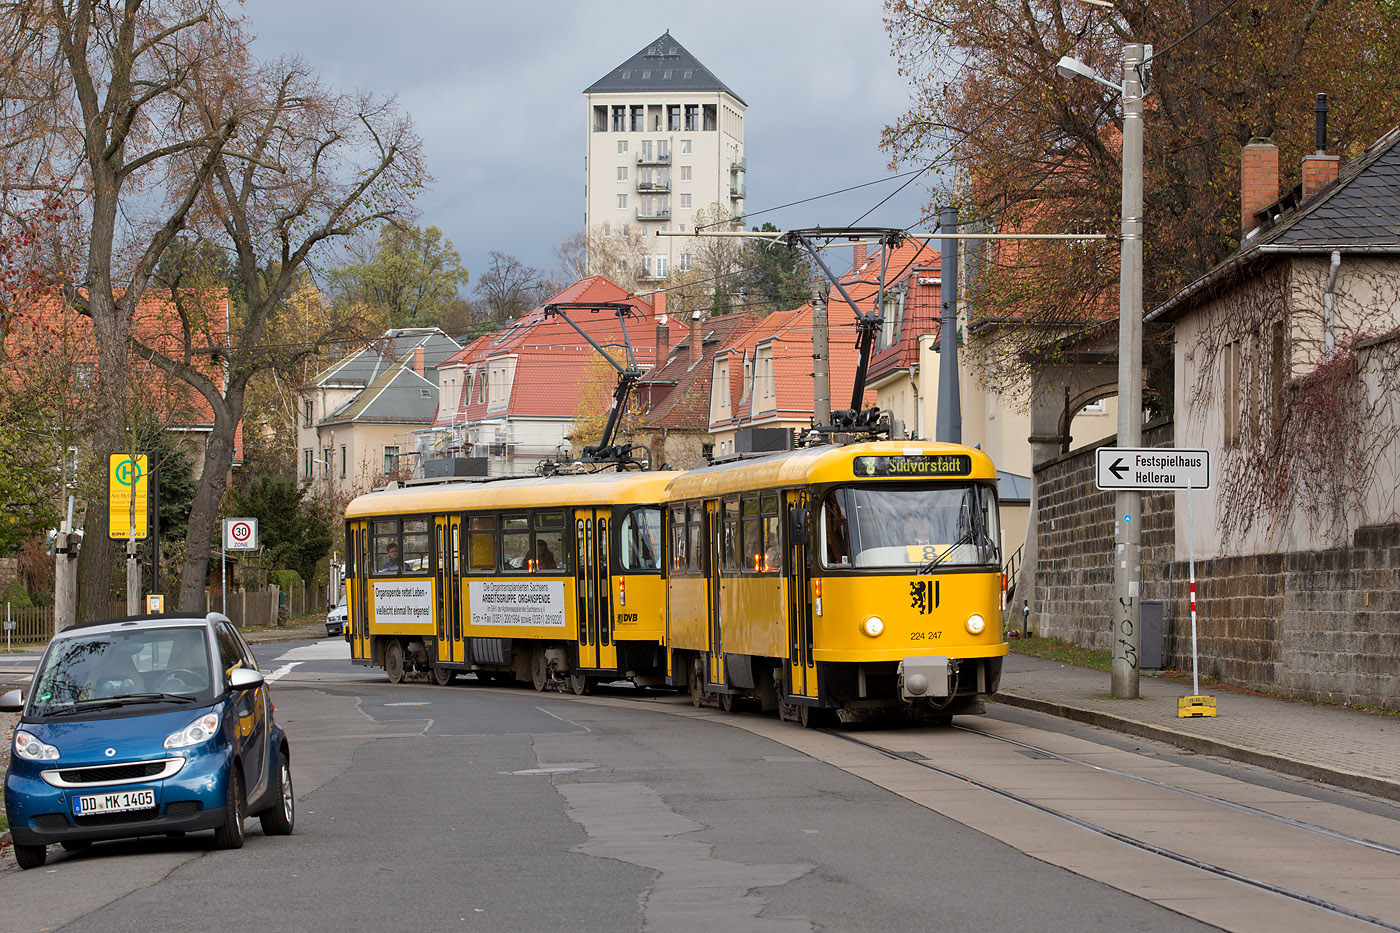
[910,631,945,642]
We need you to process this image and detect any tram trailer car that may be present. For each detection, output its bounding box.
[664,441,1006,726]
[343,471,677,693]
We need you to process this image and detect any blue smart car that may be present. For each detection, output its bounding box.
[2,613,294,869]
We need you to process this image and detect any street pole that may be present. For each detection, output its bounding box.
[1111,43,1147,699]
[936,206,962,443]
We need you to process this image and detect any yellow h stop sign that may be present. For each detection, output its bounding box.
[109,453,149,539]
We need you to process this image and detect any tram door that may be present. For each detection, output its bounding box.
[785,492,816,699]
[350,520,371,661]
[433,516,463,663]
[575,510,618,672]
[704,500,723,688]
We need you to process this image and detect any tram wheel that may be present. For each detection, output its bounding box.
[384,640,405,685]
[531,646,548,691]
[569,671,590,695]
[690,660,704,708]
[718,692,735,713]
[431,666,455,687]
[798,703,828,729]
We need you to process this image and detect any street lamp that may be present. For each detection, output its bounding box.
[1059,43,1149,699]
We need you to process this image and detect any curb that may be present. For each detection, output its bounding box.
[992,692,1400,803]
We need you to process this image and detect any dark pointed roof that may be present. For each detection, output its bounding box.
[1148,127,1400,324]
[584,32,745,105]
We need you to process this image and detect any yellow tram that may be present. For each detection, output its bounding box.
[664,440,1006,725]
[343,471,677,692]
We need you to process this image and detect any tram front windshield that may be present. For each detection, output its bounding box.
[820,484,999,570]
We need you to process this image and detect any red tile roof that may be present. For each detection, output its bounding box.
[639,311,759,431]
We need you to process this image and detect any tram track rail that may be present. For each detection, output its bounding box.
[822,725,1400,932]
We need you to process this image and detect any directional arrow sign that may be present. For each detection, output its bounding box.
[1095,447,1211,490]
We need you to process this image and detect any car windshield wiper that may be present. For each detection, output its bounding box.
[102,692,198,705]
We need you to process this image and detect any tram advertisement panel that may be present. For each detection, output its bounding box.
[372,580,434,626]
[469,581,566,628]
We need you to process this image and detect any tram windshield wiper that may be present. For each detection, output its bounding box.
[918,529,996,574]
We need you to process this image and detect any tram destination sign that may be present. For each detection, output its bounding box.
[853,453,972,478]
[1095,447,1212,490]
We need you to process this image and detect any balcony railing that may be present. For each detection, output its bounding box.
[636,152,672,166]
[637,179,671,192]
[635,206,671,221]
[730,182,747,199]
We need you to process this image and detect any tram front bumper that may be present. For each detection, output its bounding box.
[898,656,951,699]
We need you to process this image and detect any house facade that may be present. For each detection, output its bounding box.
[429,277,664,477]
[297,328,461,500]
[584,32,746,284]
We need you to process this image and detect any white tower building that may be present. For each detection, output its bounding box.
[584,32,746,283]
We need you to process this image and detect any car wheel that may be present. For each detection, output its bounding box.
[258,753,295,836]
[384,639,405,685]
[60,839,93,852]
[213,769,246,850]
[14,843,47,869]
[431,666,455,687]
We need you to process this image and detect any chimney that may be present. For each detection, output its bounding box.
[1241,137,1279,238]
[412,346,425,376]
[656,316,670,367]
[688,311,702,371]
[853,238,867,268]
[1301,93,1339,201]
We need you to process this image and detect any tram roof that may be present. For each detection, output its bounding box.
[345,470,683,518]
[663,441,999,500]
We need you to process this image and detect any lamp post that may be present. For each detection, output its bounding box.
[1058,43,1149,699]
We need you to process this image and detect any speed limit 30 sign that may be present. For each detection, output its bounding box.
[224,517,259,551]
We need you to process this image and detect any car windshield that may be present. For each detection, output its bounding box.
[29,626,214,717]
[819,484,1000,571]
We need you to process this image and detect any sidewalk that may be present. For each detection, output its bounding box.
[995,652,1400,802]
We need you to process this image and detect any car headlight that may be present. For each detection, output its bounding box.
[14,730,59,761]
[966,614,986,635]
[861,615,885,637]
[164,712,221,749]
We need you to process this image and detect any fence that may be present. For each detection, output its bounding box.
[3,585,329,646]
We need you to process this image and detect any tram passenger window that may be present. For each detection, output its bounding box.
[822,497,851,566]
[763,514,782,572]
[502,515,531,570]
[741,497,762,572]
[686,507,702,573]
[670,506,686,572]
[620,507,662,571]
[534,512,566,572]
[401,519,430,573]
[372,520,400,575]
[466,515,496,572]
[721,500,740,571]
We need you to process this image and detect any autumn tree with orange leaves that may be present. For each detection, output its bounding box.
[0,2,425,617]
[882,0,1400,394]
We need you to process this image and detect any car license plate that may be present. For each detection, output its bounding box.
[73,788,156,815]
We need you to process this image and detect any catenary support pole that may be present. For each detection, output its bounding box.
[937,206,962,443]
[1111,43,1147,699]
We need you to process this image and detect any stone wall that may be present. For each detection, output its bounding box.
[1033,419,1400,710]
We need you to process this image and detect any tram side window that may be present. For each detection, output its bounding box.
[721,500,740,571]
[686,506,702,573]
[741,497,762,572]
[620,507,662,571]
[401,519,430,573]
[761,494,782,572]
[466,515,496,572]
[534,511,566,572]
[373,520,400,575]
[502,515,531,571]
[670,506,686,573]
[823,496,851,566]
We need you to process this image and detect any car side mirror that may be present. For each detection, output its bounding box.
[228,667,265,692]
[789,507,809,547]
[0,688,24,712]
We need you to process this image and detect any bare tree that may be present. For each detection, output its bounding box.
[554,224,648,294]
[473,250,549,324]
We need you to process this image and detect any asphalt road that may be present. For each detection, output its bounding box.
[2,636,1210,932]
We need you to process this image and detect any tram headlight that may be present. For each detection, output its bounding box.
[965,614,986,635]
[861,615,885,638]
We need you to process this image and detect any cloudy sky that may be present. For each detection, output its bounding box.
[240,0,936,288]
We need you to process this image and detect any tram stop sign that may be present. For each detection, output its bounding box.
[223,517,259,551]
[108,454,150,539]
[1095,447,1212,490]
